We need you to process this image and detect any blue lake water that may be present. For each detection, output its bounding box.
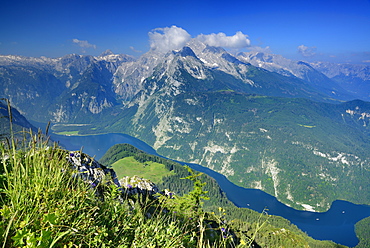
[48,132,370,247]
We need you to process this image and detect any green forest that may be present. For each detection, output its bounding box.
[99,143,352,247]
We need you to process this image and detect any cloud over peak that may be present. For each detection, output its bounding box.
[148,26,251,54]
[196,31,251,49]
[297,45,316,57]
[72,39,96,53]
[149,26,191,53]
[72,39,96,49]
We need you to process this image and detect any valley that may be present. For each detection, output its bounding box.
[1,40,369,214]
[21,128,368,246]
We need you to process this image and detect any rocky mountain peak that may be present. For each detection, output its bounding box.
[174,46,198,58]
[202,45,226,54]
[100,49,114,57]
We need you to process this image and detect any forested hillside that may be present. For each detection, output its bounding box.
[99,143,348,247]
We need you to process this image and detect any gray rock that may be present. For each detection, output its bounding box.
[66,151,164,198]
[66,151,121,190]
[119,175,159,196]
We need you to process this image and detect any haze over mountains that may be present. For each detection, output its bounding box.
[1,38,369,212]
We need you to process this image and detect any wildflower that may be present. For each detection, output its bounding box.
[240,239,246,245]
[127,184,132,189]
[221,227,226,232]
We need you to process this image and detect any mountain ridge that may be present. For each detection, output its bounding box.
[1,42,370,212]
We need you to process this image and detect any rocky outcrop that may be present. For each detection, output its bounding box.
[67,151,121,188]
[66,151,160,197]
[119,175,159,196]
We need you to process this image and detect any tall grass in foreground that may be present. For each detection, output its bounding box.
[0,131,245,246]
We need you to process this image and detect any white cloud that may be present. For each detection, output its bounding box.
[149,26,191,53]
[196,31,251,49]
[297,45,316,57]
[130,46,142,53]
[72,39,96,53]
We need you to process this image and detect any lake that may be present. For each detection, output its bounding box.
[49,132,370,247]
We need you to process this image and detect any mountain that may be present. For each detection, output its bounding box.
[0,43,361,124]
[0,51,135,123]
[311,62,370,101]
[93,45,370,211]
[1,42,370,212]
[237,51,354,101]
[112,40,341,105]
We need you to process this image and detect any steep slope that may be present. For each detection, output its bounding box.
[126,46,339,108]
[113,50,165,102]
[50,61,119,123]
[103,50,370,211]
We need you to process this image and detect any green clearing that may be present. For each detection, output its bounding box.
[298,124,316,128]
[54,130,80,135]
[51,123,102,136]
[111,156,174,184]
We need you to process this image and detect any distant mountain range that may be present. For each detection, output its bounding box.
[311,61,370,101]
[1,40,369,211]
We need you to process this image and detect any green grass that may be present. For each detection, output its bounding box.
[51,123,101,136]
[111,156,175,184]
[298,124,316,128]
[0,130,242,247]
[54,131,80,136]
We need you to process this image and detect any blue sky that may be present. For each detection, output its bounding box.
[1,0,369,64]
